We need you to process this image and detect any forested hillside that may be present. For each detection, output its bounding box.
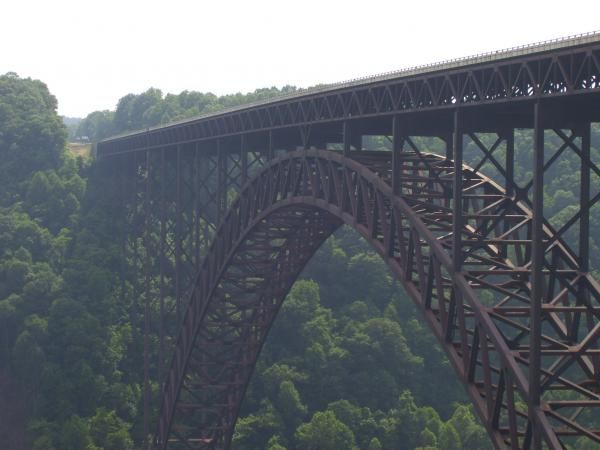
[1,73,598,449]
[0,73,132,449]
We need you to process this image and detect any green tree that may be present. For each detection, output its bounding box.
[419,427,437,448]
[0,73,66,199]
[266,435,287,450]
[75,110,115,142]
[275,381,307,432]
[232,401,283,450]
[367,437,382,450]
[448,405,490,449]
[12,327,45,387]
[438,423,461,450]
[59,415,95,450]
[89,408,134,450]
[295,410,357,450]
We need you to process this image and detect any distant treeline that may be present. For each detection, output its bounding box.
[73,86,299,142]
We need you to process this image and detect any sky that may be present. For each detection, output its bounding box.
[2,0,599,118]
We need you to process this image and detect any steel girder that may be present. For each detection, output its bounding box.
[146,148,600,450]
[97,38,600,157]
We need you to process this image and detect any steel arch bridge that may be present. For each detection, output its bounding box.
[97,32,600,449]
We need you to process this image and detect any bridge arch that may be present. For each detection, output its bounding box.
[154,149,597,450]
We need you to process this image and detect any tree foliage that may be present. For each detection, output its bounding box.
[75,85,299,142]
[0,73,66,199]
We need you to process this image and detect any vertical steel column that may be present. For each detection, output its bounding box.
[529,101,544,450]
[193,143,201,267]
[579,123,591,272]
[130,151,142,363]
[118,155,128,305]
[452,109,469,373]
[501,128,515,260]
[452,109,464,270]
[572,123,592,348]
[445,131,453,160]
[131,152,141,301]
[301,126,310,150]
[343,120,351,157]
[241,135,248,184]
[505,128,515,198]
[267,131,274,161]
[175,145,182,321]
[392,115,404,195]
[158,148,166,390]
[143,149,152,447]
[217,139,226,225]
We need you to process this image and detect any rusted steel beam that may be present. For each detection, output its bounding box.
[529,101,545,449]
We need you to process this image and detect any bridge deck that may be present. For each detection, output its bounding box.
[97,30,600,156]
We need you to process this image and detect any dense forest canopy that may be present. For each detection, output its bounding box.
[0,72,598,449]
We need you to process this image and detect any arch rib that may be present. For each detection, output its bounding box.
[154,149,600,450]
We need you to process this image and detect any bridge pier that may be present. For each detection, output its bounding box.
[529,101,545,450]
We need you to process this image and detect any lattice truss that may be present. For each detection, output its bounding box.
[144,124,600,449]
[115,144,270,441]
[99,46,600,156]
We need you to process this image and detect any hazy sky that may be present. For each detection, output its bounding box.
[3,0,599,118]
